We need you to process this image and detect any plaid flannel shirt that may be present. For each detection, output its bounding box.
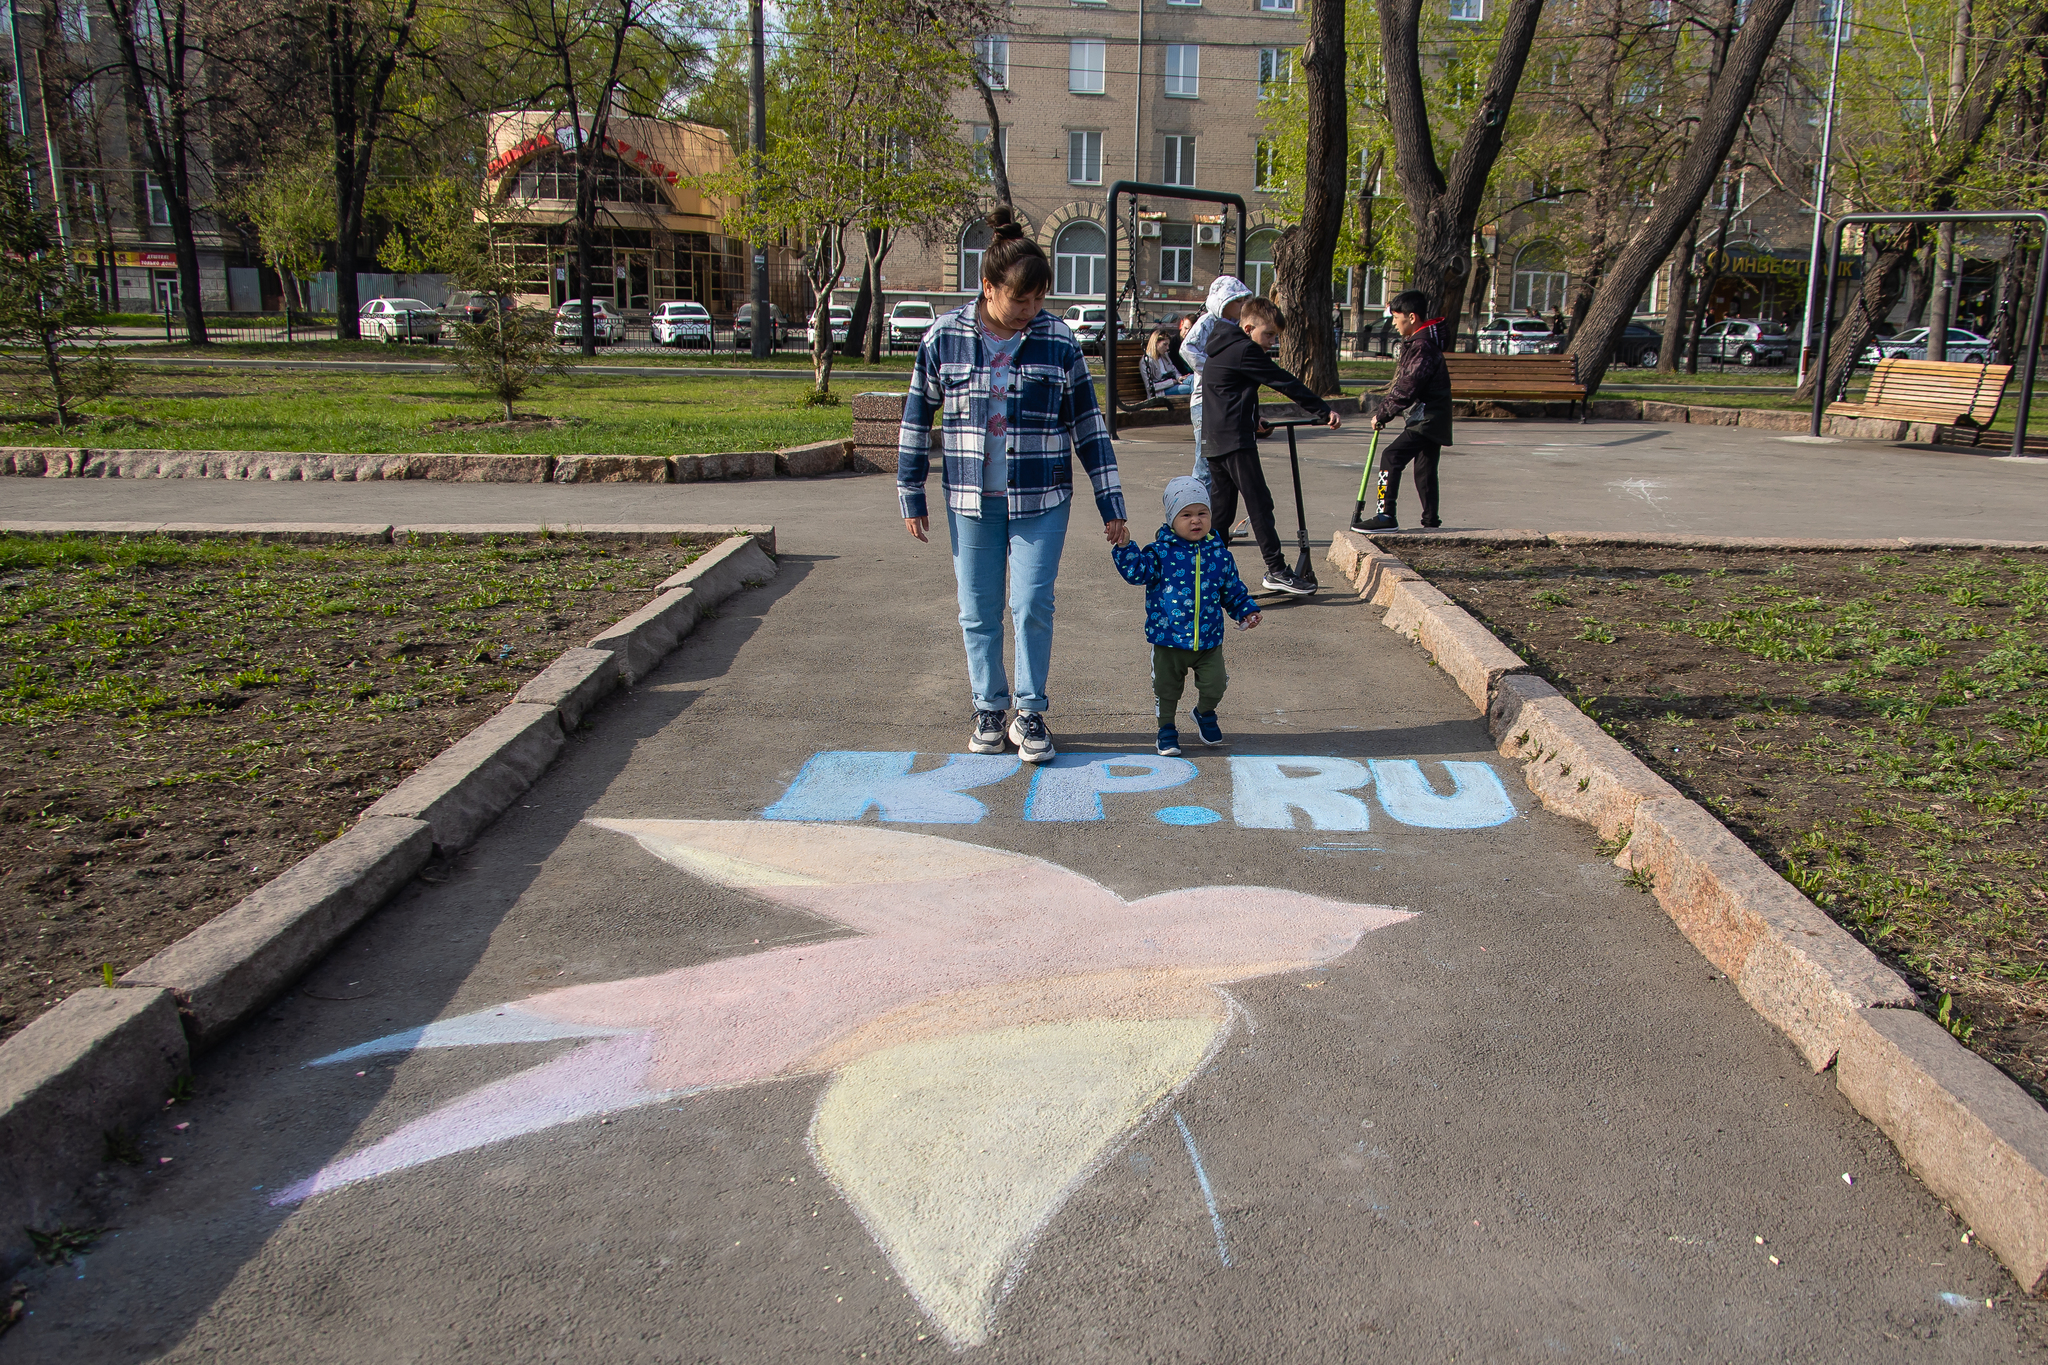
[897,305,1126,524]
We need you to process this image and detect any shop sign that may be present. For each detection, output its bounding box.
[1702,247,1859,280]
[99,250,178,268]
[486,127,682,187]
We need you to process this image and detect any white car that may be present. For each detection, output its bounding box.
[1860,326,1994,365]
[360,297,442,343]
[555,299,625,345]
[651,300,713,348]
[888,301,936,350]
[803,306,853,345]
[1064,304,1108,354]
[1476,316,1557,355]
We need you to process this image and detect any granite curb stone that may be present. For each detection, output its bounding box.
[358,702,566,851]
[0,987,188,1269]
[120,817,435,1047]
[1836,1007,2048,1295]
[514,647,623,729]
[1488,673,1682,841]
[553,455,670,484]
[3,443,872,484]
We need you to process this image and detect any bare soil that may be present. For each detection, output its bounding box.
[0,535,702,1042]
[1394,541,2048,1105]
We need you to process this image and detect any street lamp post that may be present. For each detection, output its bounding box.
[1797,0,1849,388]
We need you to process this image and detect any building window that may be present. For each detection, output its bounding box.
[1711,169,1746,211]
[1258,48,1291,98]
[1167,0,1200,6]
[1449,0,1483,19]
[1648,0,1671,21]
[1068,130,1103,185]
[1817,0,1852,42]
[1054,220,1107,297]
[1254,141,1281,190]
[59,0,91,42]
[1259,0,1295,10]
[972,124,1007,180]
[1245,229,1280,296]
[1159,224,1194,285]
[146,177,171,226]
[1069,40,1106,95]
[1512,241,1570,314]
[974,35,1009,90]
[961,219,992,287]
[1162,134,1196,187]
[1164,45,1200,98]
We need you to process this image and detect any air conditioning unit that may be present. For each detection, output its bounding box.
[1195,224,1223,246]
[1137,220,1162,238]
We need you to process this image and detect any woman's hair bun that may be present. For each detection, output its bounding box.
[987,205,1026,241]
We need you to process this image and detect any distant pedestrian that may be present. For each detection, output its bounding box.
[1353,289,1451,534]
[1172,314,1197,375]
[1200,295,1340,597]
[898,204,1129,766]
[1111,475,1261,757]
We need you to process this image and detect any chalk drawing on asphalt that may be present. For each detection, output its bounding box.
[760,750,1520,829]
[275,819,1411,1348]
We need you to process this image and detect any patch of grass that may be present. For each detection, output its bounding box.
[27,1225,100,1266]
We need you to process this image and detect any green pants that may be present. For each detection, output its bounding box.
[1153,644,1228,727]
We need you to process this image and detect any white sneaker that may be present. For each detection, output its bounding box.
[1008,710,1056,764]
[969,709,1008,754]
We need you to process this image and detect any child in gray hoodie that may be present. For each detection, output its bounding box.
[1179,275,1253,490]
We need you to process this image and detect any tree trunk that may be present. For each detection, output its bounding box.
[1658,218,1697,374]
[1380,0,1545,315]
[1351,148,1381,357]
[809,227,846,393]
[1927,224,1955,361]
[843,263,871,359]
[1459,246,1490,352]
[864,230,891,364]
[1565,0,1799,394]
[105,0,208,343]
[324,0,420,342]
[1272,0,1346,395]
[973,72,1011,208]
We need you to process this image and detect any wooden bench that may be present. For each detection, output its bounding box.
[1441,354,1588,420]
[1826,358,2012,445]
[1110,343,1192,417]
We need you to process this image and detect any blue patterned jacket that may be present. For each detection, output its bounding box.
[896,305,1126,524]
[1111,526,1259,650]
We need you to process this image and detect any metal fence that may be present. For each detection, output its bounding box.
[162,312,340,344]
[158,308,929,357]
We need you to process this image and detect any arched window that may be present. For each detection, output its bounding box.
[1053,220,1106,297]
[960,219,992,290]
[507,149,666,208]
[1245,228,1281,296]
[1512,241,1570,314]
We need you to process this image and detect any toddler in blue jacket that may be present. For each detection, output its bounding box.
[1111,475,1262,756]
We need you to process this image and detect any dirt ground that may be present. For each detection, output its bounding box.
[0,534,703,1042]
[1395,542,2048,1106]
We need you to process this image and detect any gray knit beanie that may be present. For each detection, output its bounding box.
[1163,475,1211,524]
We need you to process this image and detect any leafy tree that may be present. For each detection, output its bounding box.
[226,154,336,316]
[448,307,566,420]
[1271,0,1349,394]
[0,132,122,434]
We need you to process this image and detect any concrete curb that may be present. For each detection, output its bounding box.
[1365,528,2048,553]
[0,522,778,555]
[0,441,868,484]
[0,525,778,1271]
[1326,527,2048,1294]
[0,989,188,1260]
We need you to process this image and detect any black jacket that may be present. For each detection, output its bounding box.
[1371,319,1454,444]
[1200,326,1333,460]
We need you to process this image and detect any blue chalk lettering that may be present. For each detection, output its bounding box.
[1369,760,1517,828]
[1155,805,1223,826]
[761,751,1020,823]
[1023,753,1197,822]
[1228,756,1373,831]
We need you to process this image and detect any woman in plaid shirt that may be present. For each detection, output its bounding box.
[899,207,1128,764]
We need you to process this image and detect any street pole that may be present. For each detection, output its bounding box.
[748,0,770,360]
[1796,0,1848,387]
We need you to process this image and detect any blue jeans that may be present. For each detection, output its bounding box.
[1191,399,1209,489]
[1156,376,1194,396]
[946,494,1072,714]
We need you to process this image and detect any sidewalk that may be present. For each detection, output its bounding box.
[0,440,2041,1360]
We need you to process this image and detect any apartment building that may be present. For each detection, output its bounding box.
[876,0,1320,326]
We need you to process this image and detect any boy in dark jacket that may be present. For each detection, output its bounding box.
[1112,476,1261,756]
[1353,289,1452,533]
[1199,297,1342,597]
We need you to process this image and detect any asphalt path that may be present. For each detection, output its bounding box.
[2,429,2045,1361]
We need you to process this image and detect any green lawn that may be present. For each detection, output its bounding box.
[4,367,852,456]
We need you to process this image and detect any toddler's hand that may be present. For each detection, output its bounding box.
[1239,612,1261,630]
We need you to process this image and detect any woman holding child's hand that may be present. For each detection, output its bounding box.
[895,206,1129,767]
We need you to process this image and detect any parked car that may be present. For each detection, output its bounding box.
[554,299,624,345]
[651,300,714,348]
[359,296,443,343]
[441,290,512,325]
[1696,318,1791,366]
[888,300,936,350]
[1860,326,1994,365]
[1476,315,1557,356]
[1611,322,1665,368]
[1064,304,1108,354]
[803,306,854,346]
[733,302,786,349]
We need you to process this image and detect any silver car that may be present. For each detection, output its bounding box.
[888,301,936,350]
[360,297,443,344]
[1477,316,1557,355]
[1064,304,1108,354]
[1860,326,1994,365]
[1697,318,1791,366]
[651,300,713,348]
[555,300,624,345]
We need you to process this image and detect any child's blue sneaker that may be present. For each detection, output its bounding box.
[1193,710,1224,745]
[1156,727,1182,756]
